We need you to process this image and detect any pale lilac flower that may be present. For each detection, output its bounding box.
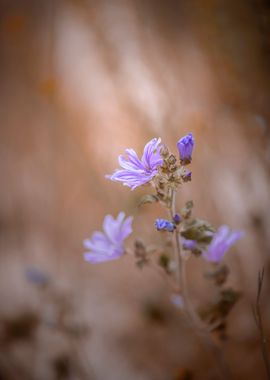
[177,133,194,164]
[203,225,243,263]
[107,138,163,190]
[155,219,175,232]
[84,212,133,264]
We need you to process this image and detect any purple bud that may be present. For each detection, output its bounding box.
[173,214,182,224]
[182,239,197,250]
[177,133,194,164]
[155,219,175,232]
[183,170,192,182]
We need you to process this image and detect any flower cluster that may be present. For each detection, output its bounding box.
[82,132,245,357]
[83,132,243,268]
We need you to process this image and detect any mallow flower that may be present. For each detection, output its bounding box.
[84,212,133,263]
[202,225,243,263]
[177,133,194,164]
[107,138,163,190]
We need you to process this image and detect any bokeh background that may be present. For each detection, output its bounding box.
[1,0,270,379]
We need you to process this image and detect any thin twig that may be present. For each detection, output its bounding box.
[253,267,270,380]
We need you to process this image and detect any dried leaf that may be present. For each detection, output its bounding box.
[138,194,159,207]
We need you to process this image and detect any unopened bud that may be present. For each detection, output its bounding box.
[168,154,177,165]
[160,144,170,158]
[182,170,192,182]
[173,214,182,224]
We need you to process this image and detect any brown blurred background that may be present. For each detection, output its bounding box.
[0,0,270,379]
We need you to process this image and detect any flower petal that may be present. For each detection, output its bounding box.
[83,212,133,264]
[107,138,162,189]
[118,216,133,240]
[141,138,162,168]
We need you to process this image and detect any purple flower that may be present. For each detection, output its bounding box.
[107,138,163,190]
[84,212,133,264]
[155,219,175,232]
[202,225,243,263]
[25,267,49,286]
[177,133,194,164]
[182,239,197,250]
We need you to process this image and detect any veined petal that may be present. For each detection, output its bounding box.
[225,230,244,247]
[116,212,126,224]
[107,138,162,189]
[141,138,161,168]
[84,251,120,263]
[118,155,142,171]
[110,169,155,189]
[125,149,145,169]
[103,214,121,244]
[118,216,133,240]
[203,225,243,263]
[83,233,108,251]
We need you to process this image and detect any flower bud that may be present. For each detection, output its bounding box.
[177,133,194,164]
[160,144,170,158]
[173,214,182,224]
[182,170,192,182]
[155,219,175,232]
[168,154,177,165]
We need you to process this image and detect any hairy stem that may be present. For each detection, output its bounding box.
[168,187,231,380]
[168,190,200,326]
[254,268,270,380]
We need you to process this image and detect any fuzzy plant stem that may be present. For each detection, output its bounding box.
[254,268,270,380]
[168,188,200,326]
[168,188,231,380]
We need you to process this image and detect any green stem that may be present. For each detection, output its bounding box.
[168,187,231,380]
[169,188,204,327]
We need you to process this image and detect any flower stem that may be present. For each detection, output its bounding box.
[168,188,204,327]
[168,187,231,380]
[254,268,270,380]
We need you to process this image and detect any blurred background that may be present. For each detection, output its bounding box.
[1,0,270,379]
